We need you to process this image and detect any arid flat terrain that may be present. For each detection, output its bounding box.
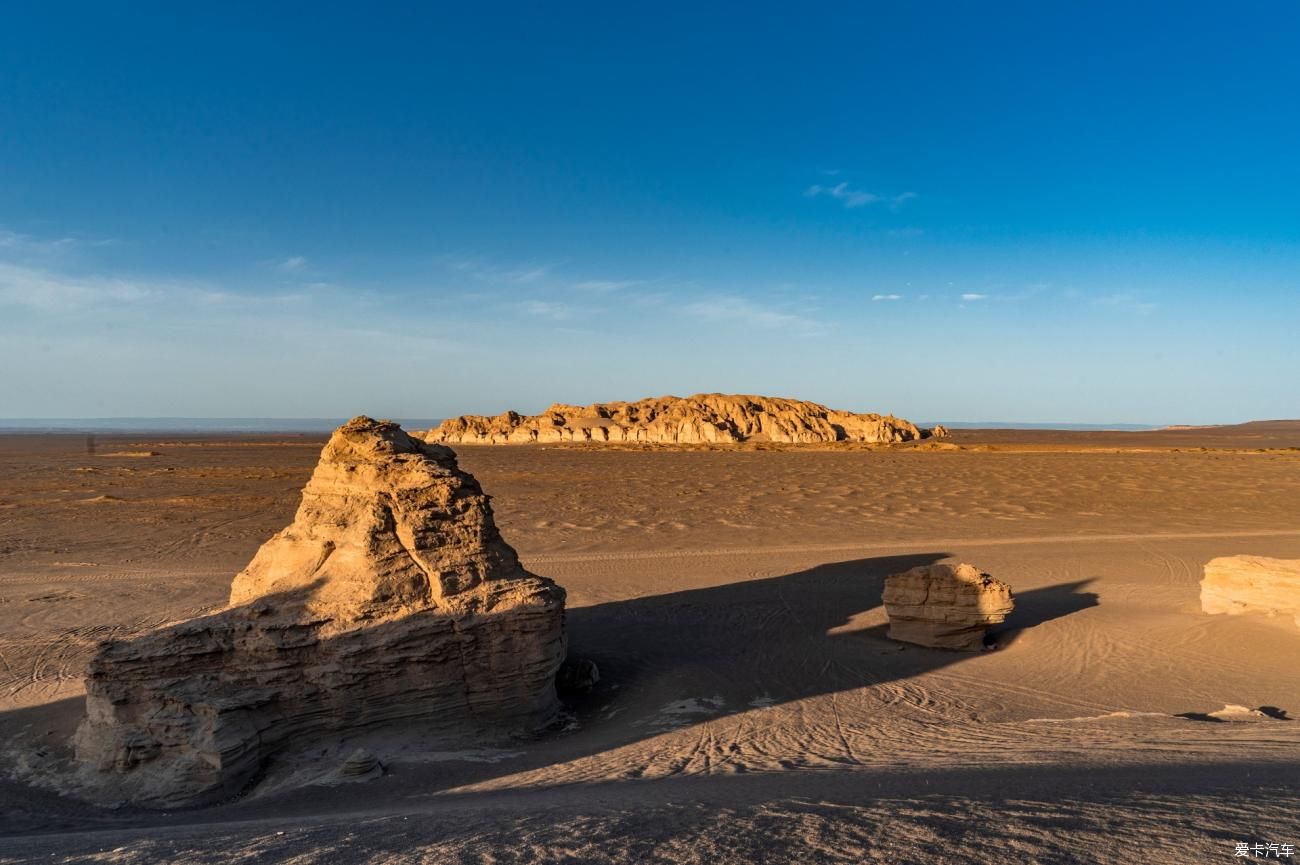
[2,427,1299,863]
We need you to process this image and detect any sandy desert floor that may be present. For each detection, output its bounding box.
[1,428,1299,863]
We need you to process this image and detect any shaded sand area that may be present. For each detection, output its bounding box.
[2,427,1299,862]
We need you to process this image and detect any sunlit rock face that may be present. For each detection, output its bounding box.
[75,417,566,808]
[882,563,1014,651]
[425,393,934,445]
[1201,555,1300,629]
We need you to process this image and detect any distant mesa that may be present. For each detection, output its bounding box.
[424,393,945,446]
[882,563,1015,651]
[74,416,567,808]
[1201,555,1300,629]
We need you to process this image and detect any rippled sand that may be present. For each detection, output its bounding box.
[2,427,1298,863]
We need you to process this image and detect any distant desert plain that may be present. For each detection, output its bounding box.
[2,407,1299,863]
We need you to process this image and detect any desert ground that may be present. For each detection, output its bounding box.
[1,425,1299,863]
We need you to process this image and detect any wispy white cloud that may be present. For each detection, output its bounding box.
[683,296,817,331]
[191,286,311,307]
[0,229,79,256]
[805,182,879,208]
[872,294,902,301]
[0,227,116,265]
[572,279,642,293]
[961,293,987,302]
[516,299,572,320]
[0,258,308,314]
[805,182,917,211]
[444,257,555,286]
[0,261,158,311]
[889,192,917,211]
[503,265,551,285]
[1092,293,1157,315]
[278,255,307,272]
[0,232,483,416]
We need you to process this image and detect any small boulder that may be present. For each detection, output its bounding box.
[339,748,382,779]
[1201,555,1300,628]
[556,658,600,695]
[882,563,1014,650]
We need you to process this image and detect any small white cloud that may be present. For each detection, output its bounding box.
[805,182,880,208]
[806,182,916,210]
[871,294,902,301]
[278,255,307,272]
[961,293,987,301]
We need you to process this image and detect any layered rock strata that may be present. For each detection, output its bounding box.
[74,417,566,808]
[882,563,1014,650]
[426,393,934,445]
[1201,555,1300,628]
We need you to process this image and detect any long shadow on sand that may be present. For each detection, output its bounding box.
[558,555,1098,739]
[0,553,1101,833]
[258,553,1096,818]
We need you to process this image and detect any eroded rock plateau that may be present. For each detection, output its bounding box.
[425,393,938,445]
[882,563,1015,650]
[1201,555,1300,628]
[74,417,566,808]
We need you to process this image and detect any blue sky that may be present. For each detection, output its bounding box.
[2,3,1297,423]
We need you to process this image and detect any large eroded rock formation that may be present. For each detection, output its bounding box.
[1201,555,1300,629]
[74,417,566,807]
[425,393,936,445]
[882,563,1014,650]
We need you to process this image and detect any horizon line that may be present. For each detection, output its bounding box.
[1,416,1281,431]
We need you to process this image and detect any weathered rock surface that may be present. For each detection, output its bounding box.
[882,563,1014,650]
[339,748,382,779]
[74,417,566,808]
[1201,555,1300,628]
[425,393,936,445]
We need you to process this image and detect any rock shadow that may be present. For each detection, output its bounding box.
[562,556,1101,724]
[0,554,1102,829]
[987,578,1099,648]
[1173,711,1227,723]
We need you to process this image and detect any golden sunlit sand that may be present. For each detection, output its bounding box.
[2,423,1299,862]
